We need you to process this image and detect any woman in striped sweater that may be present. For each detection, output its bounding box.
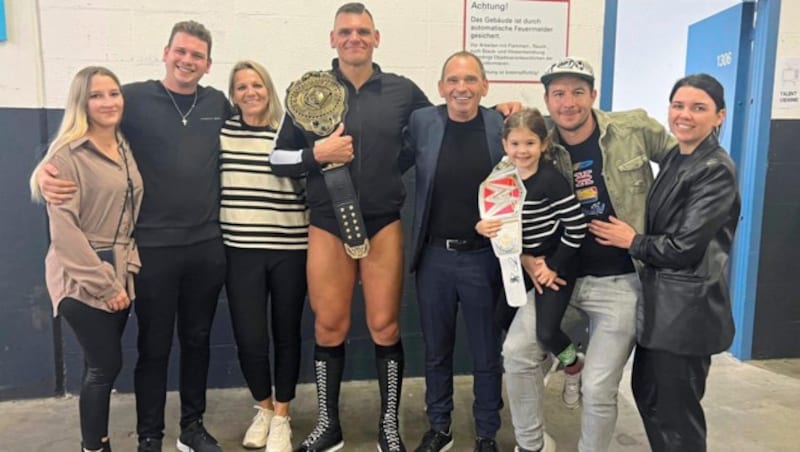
[220,60,309,452]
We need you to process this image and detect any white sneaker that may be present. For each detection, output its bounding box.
[542,431,557,452]
[514,432,556,452]
[541,353,558,387]
[561,354,583,409]
[266,415,293,452]
[242,405,274,449]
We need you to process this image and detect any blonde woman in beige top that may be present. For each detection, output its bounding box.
[29,66,143,452]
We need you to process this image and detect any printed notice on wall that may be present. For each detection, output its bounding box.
[463,0,570,83]
[776,57,800,110]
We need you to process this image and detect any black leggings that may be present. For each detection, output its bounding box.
[58,298,129,450]
[534,275,576,360]
[225,246,307,403]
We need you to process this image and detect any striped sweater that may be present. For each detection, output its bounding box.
[219,116,309,250]
[521,161,587,274]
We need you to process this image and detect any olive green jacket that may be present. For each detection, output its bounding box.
[549,108,677,235]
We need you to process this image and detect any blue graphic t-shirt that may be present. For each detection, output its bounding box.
[562,125,635,277]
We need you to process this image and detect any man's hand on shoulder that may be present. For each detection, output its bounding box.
[38,163,77,205]
[495,101,523,117]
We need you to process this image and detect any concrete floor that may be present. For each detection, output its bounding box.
[0,354,797,451]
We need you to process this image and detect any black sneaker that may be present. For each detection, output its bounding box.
[294,422,344,452]
[474,437,499,452]
[378,423,406,452]
[177,420,222,452]
[137,437,162,452]
[414,429,453,452]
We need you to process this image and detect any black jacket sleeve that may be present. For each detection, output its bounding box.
[270,113,320,177]
[629,156,738,269]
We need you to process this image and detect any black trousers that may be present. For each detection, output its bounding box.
[59,298,129,450]
[632,346,711,452]
[225,246,307,403]
[133,237,226,438]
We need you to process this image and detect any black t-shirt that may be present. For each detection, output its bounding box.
[428,114,492,240]
[563,125,635,276]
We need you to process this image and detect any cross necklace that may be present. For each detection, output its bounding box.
[162,82,198,126]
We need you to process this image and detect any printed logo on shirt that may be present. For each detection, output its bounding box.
[573,160,607,217]
[584,201,607,217]
[573,160,594,188]
[576,187,598,203]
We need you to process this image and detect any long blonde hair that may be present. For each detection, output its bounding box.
[29,66,123,202]
[228,60,283,129]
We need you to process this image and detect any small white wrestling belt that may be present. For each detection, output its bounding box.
[478,156,528,307]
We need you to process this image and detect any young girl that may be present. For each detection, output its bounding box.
[30,66,143,452]
[476,108,586,451]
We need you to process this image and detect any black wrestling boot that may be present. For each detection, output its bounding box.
[376,341,406,452]
[294,344,345,452]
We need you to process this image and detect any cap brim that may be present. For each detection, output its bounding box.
[541,71,594,86]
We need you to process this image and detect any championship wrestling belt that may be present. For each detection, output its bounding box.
[478,156,528,307]
[285,71,369,259]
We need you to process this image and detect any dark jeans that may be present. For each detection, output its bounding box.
[225,246,307,403]
[133,237,226,438]
[59,298,129,450]
[632,346,712,452]
[416,245,503,438]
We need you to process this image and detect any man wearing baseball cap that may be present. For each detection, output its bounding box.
[505,56,676,452]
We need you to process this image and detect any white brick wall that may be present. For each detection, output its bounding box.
[0,0,46,107]
[0,0,607,110]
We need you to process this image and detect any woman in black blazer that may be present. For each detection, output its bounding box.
[588,73,740,452]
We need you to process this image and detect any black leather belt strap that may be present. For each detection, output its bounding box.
[284,70,368,259]
[427,236,490,251]
[323,164,370,258]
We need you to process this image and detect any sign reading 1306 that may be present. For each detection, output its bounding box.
[717,51,733,67]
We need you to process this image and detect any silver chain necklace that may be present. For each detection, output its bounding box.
[162,82,198,126]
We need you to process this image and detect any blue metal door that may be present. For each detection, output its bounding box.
[685,2,754,166]
[685,3,755,359]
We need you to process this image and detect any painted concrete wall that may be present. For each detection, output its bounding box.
[0,0,606,399]
[754,0,800,358]
[0,0,43,107]
[2,0,606,111]
[612,0,743,122]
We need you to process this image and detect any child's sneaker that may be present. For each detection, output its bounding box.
[541,353,558,387]
[562,353,584,409]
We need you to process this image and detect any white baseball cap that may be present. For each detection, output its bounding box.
[541,57,595,86]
